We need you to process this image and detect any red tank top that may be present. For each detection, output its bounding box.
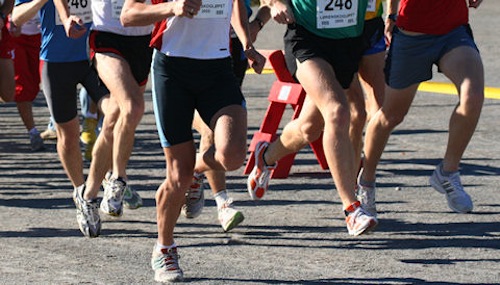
[396,0,469,35]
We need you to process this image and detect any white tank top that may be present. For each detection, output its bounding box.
[158,0,233,59]
[21,14,41,35]
[91,0,153,36]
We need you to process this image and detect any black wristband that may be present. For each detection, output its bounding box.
[0,12,6,21]
[387,13,397,22]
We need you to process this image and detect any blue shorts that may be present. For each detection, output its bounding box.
[363,17,386,56]
[385,25,479,89]
[151,50,246,147]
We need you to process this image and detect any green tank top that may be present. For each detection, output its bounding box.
[292,0,368,39]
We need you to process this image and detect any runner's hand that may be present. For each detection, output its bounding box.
[63,15,87,39]
[245,47,266,75]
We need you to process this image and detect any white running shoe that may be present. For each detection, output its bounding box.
[429,164,473,213]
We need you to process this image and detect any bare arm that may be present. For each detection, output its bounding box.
[262,0,294,24]
[121,0,201,27]
[248,3,270,43]
[384,0,399,44]
[11,0,47,27]
[231,0,265,74]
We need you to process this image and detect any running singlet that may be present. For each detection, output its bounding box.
[151,0,233,60]
[365,0,382,20]
[21,14,41,35]
[291,0,368,39]
[396,0,468,35]
[15,0,91,62]
[91,0,152,36]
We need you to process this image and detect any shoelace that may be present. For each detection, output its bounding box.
[159,249,181,271]
[447,173,463,193]
[187,176,203,200]
[219,198,234,210]
[81,200,99,225]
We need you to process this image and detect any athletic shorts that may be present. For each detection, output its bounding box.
[283,23,365,89]
[13,34,41,102]
[89,30,153,86]
[151,50,246,147]
[230,36,248,87]
[41,60,109,123]
[385,24,479,89]
[362,17,386,55]
[0,26,14,59]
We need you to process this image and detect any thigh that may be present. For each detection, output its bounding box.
[93,52,139,103]
[295,57,348,114]
[151,51,195,147]
[42,62,83,123]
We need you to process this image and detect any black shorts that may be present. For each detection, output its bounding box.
[362,17,386,55]
[41,60,109,123]
[230,37,248,87]
[151,51,246,147]
[283,23,365,89]
[89,30,153,86]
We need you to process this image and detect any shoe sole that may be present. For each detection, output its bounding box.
[222,211,245,232]
[349,219,378,236]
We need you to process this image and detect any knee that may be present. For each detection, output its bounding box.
[323,104,351,132]
[460,92,484,116]
[216,143,247,171]
[121,99,145,125]
[379,110,405,129]
[299,120,323,143]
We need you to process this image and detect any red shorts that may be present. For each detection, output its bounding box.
[0,26,14,59]
[13,34,41,102]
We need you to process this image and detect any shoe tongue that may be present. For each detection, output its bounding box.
[161,247,176,254]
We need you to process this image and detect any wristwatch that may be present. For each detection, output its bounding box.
[0,11,6,21]
[387,13,397,22]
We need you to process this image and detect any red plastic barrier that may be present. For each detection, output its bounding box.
[244,50,328,178]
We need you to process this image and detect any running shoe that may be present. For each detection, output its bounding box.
[80,117,97,145]
[356,169,377,217]
[247,141,276,200]
[218,198,245,232]
[73,186,101,238]
[151,246,183,283]
[181,173,205,219]
[345,205,378,236]
[123,184,143,209]
[100,177,126,217]
[30,132,45,152]
[429,164,473,213]
[40,128,57,140]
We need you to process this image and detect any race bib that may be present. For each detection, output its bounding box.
[196,0,229,19]
[367,0,376,12]
[317,0,358,29]
[55,0,92,25]
[111,0,124,19]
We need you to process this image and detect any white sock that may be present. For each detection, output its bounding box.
[214,190,228,209]
[156,242,176,253]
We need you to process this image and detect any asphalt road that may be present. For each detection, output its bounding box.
[1,2,499,284]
